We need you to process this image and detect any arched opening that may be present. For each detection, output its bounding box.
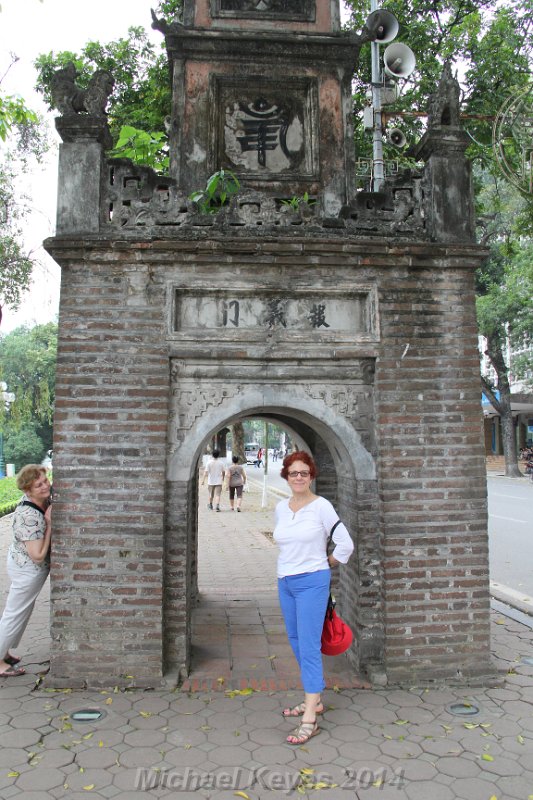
[164,394,382,686]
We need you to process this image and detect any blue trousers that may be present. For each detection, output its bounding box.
[278,569,330,693]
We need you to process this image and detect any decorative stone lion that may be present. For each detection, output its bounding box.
[50,62,115,118]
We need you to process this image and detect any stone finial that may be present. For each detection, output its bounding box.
[427,61,461,129]
[50,62,115,118]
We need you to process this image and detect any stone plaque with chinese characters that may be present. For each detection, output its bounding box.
[211,77,318,178]
[212,0,316,21]
[173,288,379,339]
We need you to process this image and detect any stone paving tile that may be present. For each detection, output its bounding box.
[405,780,456,800]
[15,767,66,792]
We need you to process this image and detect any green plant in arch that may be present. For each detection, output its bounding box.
[189,170,240,214]
[280,192,316,211]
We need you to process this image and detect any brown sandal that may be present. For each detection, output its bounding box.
[0,665,26,677]
[282,701,324,718]
[286,721,320,745]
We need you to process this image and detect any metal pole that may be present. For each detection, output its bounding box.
[261,421,269,508]
[0,432,5,478]
[370,0,384,192]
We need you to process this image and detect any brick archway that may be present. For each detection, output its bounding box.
[164,393,381,680]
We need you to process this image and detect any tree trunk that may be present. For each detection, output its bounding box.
[483,336,522,478]
[232,421,245,464]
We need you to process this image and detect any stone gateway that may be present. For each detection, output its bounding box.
[45,0,491,688]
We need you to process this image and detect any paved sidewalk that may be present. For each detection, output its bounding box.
[1,486,533,799]
[188,478,367,691]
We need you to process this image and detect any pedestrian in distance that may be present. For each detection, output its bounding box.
[201,450,226,512]
[226,455,247,512]
[256,447,263,468]
[274,451,354,744]
[0,465,52,677]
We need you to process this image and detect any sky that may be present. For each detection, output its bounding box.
[0,0,162,333]
[0,0,351,334]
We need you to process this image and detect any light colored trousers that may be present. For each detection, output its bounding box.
[0,554,49,658]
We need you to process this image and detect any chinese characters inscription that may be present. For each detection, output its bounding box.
[237,98,290,168]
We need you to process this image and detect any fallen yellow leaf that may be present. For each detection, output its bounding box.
[234,793,251,799]
[481,754,494,762]
[83,785,95,791]
[105,697,113,705]
[8,771,20,778]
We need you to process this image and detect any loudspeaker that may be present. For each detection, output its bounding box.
[365,9,399,44]
[387,128,407,148]
[383,43,416,79]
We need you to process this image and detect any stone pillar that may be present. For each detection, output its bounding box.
[413,63,475,243]
[55,117,112,235]
[415,126,475,243]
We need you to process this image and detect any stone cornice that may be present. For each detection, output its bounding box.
[164,27,363,69]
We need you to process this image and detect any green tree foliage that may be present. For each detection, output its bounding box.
[343,0,533,180]
[475,170,533,475]
[1,55,49,317]
[0,323,58,458]
[34,1,184,171]
[4,422,46,473]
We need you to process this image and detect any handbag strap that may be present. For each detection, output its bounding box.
[327,519,341,551]
[325,520,342,617]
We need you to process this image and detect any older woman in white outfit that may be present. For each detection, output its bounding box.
[0,464,52,677]
[274,450,354,745]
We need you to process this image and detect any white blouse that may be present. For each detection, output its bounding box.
[273,496,354,579]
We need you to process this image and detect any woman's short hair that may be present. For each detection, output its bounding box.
[232,455,239,464]
[280,450,317,481]
[16,464,47,492]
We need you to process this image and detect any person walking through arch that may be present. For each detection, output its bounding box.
[274,450,354,744]
[201,450,226,512]
[226,455,247,512]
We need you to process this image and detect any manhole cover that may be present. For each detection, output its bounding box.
[70,709,106,722]
[446,703,480,717]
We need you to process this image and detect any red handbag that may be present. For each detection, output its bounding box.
[322,520,354,655]
[321,594,353,655]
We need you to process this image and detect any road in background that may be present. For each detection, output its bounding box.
[487,475,532,598]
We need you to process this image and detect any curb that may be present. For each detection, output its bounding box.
[490,581,533,617]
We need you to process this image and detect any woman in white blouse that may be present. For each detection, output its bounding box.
[274,451,354,745]
[0,464,52,678]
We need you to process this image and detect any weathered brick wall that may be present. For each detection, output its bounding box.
[46,234,490,687]
[49,247,170,687]
[374,254,490,683]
